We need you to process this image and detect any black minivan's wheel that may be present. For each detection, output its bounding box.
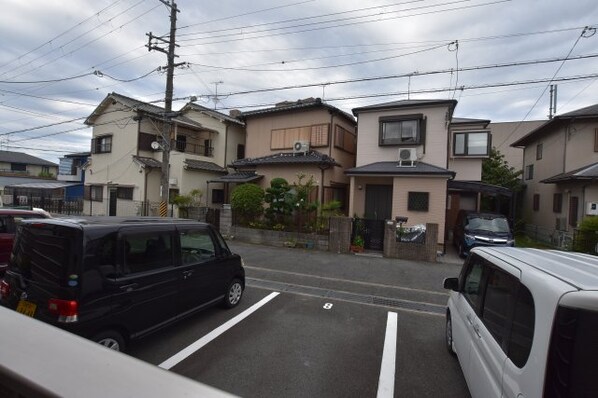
[223,278,243,308]
[92,330,125,352]
[446,311,456,356]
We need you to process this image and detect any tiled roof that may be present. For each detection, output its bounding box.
[0,151,57,167]
[345,161,455,177]
[181,103,245,126]
[184,159,227,174]
[132,156,161,169]
[231,150,340,168]
[541,162,598,183]
[209,171,263,183]
[511,103,598,147]
[240,98,355,125]
[352,99,458,116]
[85,92,204,129]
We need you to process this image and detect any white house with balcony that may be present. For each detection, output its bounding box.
[83,92,245,216]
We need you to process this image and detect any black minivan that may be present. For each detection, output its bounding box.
[0,217,245,352]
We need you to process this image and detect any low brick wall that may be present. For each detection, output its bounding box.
[384,222,438,262]
[228,225,329,251]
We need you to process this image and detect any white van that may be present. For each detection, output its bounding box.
[443,247,598,398]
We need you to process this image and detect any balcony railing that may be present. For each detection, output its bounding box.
[171,139,213,157]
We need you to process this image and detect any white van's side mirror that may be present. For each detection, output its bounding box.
[443,277,459,291]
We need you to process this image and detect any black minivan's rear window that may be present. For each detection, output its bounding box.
[11,223,80,287]
[544,306,598,397]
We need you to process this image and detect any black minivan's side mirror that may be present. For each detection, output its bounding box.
[443,277,459,291]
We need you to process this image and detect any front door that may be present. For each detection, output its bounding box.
[365,185,392,220]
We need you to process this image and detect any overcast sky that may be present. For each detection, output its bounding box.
[0,0,597,163]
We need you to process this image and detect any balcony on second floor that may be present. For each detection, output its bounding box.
[172,137,213,157]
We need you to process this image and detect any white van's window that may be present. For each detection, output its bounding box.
[124,232,173,274]
[481,268,518,347]
[507,285,534,368]
[463,260,485,310]
[545,307,598,397]
[179,230,215,265]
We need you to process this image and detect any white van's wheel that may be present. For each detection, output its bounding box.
[446,312,456,356]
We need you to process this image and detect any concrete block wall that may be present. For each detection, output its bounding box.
[384,222,438,262]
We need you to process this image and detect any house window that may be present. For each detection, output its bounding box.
[453,131,490,156]
[117,187,134,200]
[138,132,158,151]
[595,129,598,152]
[408,192,429,211]
[175,135,187,152]
[204,139,213,157]
[536,143,543,160]
[553,193,562,213]
[334,125,356,154]
[11,163,26,172]
[92,135,112,154]
[85,185,103,202]
[237,144,245,160]
[533,194,540,212]
[379,115,424,146]
[525,164,534,180]
[212,189,224,204]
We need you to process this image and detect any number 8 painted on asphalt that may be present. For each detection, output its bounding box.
[323,303,333,310]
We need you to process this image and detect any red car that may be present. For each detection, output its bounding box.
[0,209,50,276]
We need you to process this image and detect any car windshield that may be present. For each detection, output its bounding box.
[467,216,510,233]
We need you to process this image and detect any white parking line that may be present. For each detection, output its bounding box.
[377,311,398,398]
[159,292,280,370]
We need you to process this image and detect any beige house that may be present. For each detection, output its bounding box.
[230,98,357,213]
[511,103,598,247]
[347,99,496,250]
[0,151,57,178]
[84,92,245,216]
[488,120,545,171]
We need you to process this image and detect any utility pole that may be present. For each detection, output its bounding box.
[212,80,223,109]
[146,0,180,216]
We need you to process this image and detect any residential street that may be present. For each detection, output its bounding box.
[128,241,471,397]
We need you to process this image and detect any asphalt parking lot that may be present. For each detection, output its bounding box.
[128,242,470,397]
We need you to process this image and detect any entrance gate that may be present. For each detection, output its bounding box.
[353,218,386,251]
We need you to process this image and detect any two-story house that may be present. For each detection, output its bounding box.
[511,103,598,246]
[346,99,496,251]
[0,151,57,178]
[84,92,245,216]
[230,98,357,213]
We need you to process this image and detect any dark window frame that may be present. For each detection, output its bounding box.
[533,194,540,212]
[525,164,534,180]
[379,114,425,146]
[452,130,491,157]
[11,163,27,172]
[536,143,543,160]
[116,187,134,200]
[212,189,224,204]
[91,135,113,154]
[553,193,562,213]
[407,191,429,211]
[84,185,104,202]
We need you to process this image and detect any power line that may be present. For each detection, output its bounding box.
[179,0,510,46]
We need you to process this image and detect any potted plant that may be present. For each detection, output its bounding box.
[351,235,365,253]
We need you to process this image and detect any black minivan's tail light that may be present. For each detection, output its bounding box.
[0,280,9,299]
[48,298,78,323]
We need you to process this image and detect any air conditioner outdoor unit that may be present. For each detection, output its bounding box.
[293,140,310,154]
[586,201,598,215]
[398,148,417,166]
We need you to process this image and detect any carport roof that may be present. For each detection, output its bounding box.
[345,161,455,177]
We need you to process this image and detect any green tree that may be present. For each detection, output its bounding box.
[572,216,598,254]
[482,148,523,191]
[230,183,265,226]
[481,148,523,214]
[264,177,293,226]
[171,189,203,218]
[292,173,319,232]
